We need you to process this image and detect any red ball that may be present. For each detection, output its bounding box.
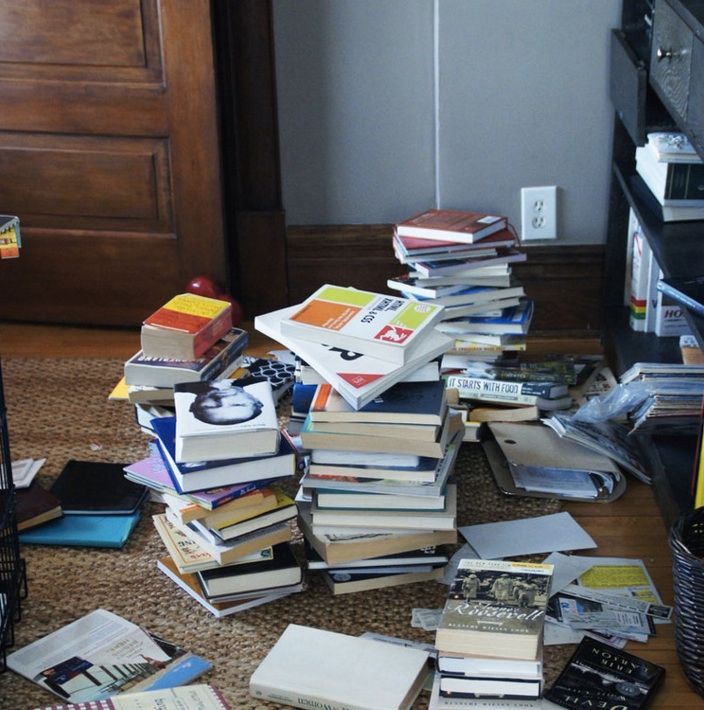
[216,293,244,327]
[185,275,220,299]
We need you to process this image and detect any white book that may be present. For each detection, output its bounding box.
[249,623,430,710]
[278,284,445,365]
[628,218,649,333]
[256,305,452,410]
[173,377,279,462]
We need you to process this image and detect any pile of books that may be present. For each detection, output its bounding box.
[255,284,461,594]
[635,131,704,222]
[430,558,553,707]
[121,294,303,616]
[387,208,533,362]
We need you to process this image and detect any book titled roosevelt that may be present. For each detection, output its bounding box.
[435,558,553,660]
[279,284,445,365]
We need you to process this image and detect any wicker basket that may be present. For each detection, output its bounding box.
[669,507,704,696]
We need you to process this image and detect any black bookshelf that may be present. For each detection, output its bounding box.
[0,360,26,672]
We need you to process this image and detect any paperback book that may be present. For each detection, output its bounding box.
[435,558,553,660]
[437,300,534,336]
[124,327,248,387]
[395,208,508,243]
[544,636,665,709]
[173,377,280,462]
[6,609,211,704]
[279,284,445,365]
[141,292,233,360]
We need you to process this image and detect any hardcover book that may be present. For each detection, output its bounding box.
[124,327,248,387]
[151,416,295,493]
[279,284,445,365]
[6,609,212,704]
[197,542,301,598]
[173,377,280,463]
[50,459,148,515]
[255,303,452,409]
[141,292,233,360]
[15,482,63,531]
[544,636,665,709]
[435,558,553,660]
[396,208,508,244]
[249,623,430,709]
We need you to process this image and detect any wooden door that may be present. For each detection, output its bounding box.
[0,0,227,325]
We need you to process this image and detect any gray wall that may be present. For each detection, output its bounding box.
[273,0,621,244]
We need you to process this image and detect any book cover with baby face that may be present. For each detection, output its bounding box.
[174,377,278,438]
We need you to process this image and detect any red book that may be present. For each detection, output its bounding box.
[141,293,232,360]
[396,208,508,244]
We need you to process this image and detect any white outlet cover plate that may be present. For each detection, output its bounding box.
[521,186,557,240]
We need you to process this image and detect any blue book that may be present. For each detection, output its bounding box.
[19,510,141,548]
[438,299,534,335]
[151,416,296,493]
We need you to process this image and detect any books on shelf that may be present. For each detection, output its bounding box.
[627,209,648,332]
[6,609,211,704]
[435,558,553,661]
[249,623,430,710]
[279,284,445,365]
[141,292,233,360]
[124,327,248,387]
[255,303,452,409]
[395,208,508,244]
[544,636,664,710]
[658,274,704,318]
[151,416,295,493]
[173,377,280,462]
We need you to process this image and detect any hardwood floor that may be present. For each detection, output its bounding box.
[0,321,700,708]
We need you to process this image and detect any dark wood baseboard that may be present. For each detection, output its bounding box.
[286,224,604,335]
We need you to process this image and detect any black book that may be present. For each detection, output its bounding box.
[544,637,665,710]
[50,459,148,515]
[196,542,302,598]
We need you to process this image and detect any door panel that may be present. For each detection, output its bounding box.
[0,0,227,325]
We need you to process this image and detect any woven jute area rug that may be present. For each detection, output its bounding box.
[0,358,572,709]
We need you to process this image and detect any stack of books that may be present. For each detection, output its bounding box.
[387,208,533,361]
[254,285,461,593]
[635,131,704,222]
[430,558,553,707]
[297,381,463,593]
[144,379,303,614]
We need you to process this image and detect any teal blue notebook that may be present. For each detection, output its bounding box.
[19,510,141,548]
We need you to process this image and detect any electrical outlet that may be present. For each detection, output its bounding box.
[521,186,557,240]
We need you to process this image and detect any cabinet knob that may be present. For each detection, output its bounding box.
[656,46,676,61]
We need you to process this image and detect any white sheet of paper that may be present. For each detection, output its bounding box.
[543,551,597,594]
[458,512,596,559]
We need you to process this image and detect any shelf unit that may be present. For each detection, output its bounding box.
[605,0,704,525]
[0,360,26,672]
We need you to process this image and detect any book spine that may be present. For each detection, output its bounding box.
[444,375,559,403]
[628,229,648,332]
[249,682,353,710]
[664,162,704,200]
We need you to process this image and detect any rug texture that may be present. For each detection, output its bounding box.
[0,358,570,709]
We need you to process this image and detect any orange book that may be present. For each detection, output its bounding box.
[141,293,232,359]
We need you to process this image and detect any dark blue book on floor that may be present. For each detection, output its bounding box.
[19,510,141,548]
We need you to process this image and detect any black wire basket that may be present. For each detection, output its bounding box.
[669,507,704,696]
